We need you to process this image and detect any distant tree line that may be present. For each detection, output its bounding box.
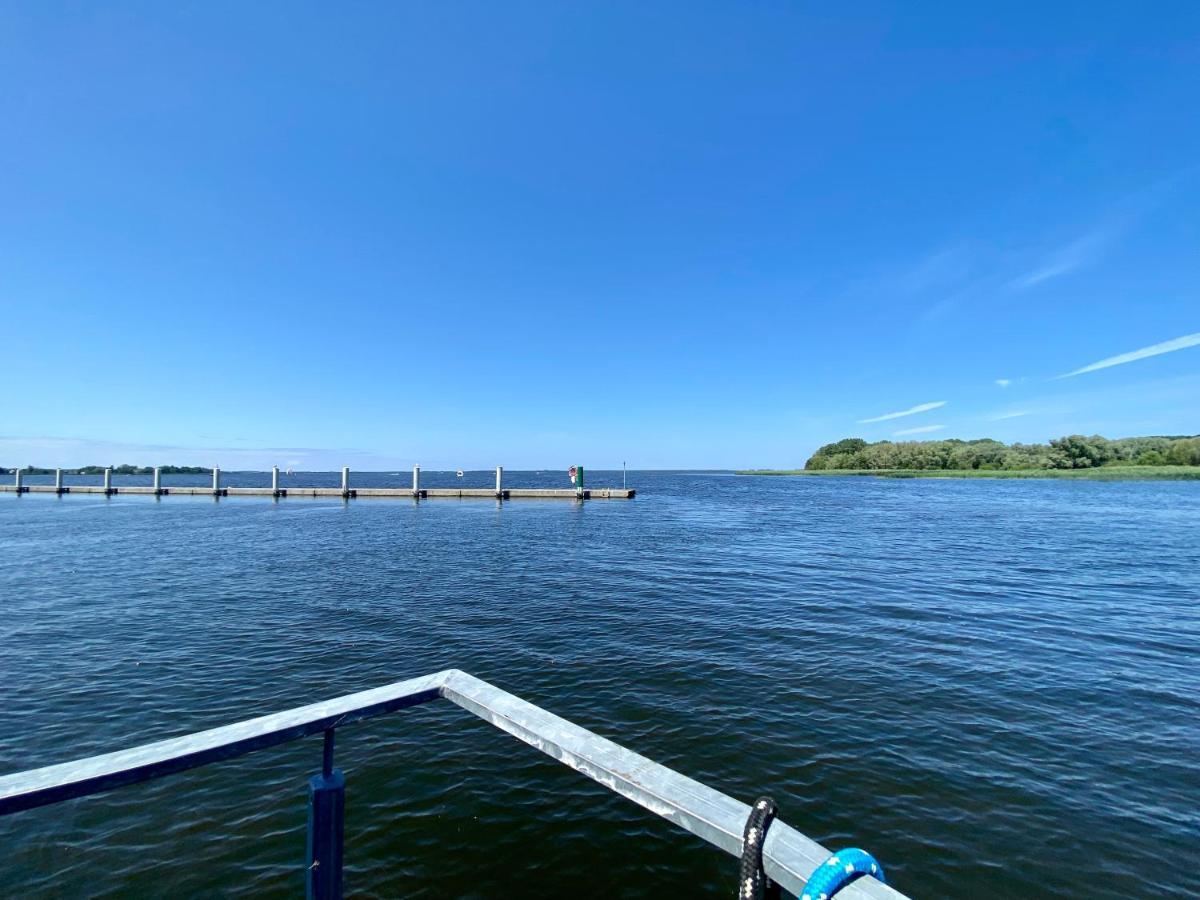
[805,435,1200,471]
[0,464,211,475]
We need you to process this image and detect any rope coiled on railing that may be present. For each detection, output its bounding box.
[737,798,887,900]
[739,797,781,899]
[800,847,886,899]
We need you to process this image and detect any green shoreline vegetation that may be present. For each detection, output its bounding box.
[0,464,211,476]
[739,434,1200,479]
[740,465,1200,479]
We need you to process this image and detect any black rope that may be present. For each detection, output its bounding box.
[738,796,781,900]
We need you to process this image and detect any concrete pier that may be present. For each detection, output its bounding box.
[3,468,634,501]
[2,484,634,499]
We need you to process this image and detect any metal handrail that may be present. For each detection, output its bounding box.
[0,669,906,899]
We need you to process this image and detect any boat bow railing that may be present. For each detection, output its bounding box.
[0,669,907,899]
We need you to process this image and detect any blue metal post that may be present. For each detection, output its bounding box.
[306,729,344,900]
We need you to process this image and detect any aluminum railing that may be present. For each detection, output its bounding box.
[0,670,907,899]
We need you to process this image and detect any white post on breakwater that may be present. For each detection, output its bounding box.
[14,468,23,492]
[152,467,162,495]
[212,467,221,495]
[103,467,113,495]
[55,468,63,494]
[341,467,350,498]
[412,465,421,496]
[271,466,280,496]
[495,465,503,498]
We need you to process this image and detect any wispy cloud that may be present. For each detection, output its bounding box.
[894,424,945,436]
[995,378,1011,388]
[895,246,974,295]
[1010,169,1200,292]
[984,410,1031,421]
[1057,331,1200,379]
[857,401,946,424]
[1011,227,1115,290]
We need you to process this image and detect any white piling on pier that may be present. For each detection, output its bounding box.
[412,465,421,496]
[495,466,503,497]
[54,468,63,493]
[271,466,280,495]
[152,467,161,495]
[103,467,113,495]
[14,468,23,492]
[212,467,221,495]
[341,467,350,497]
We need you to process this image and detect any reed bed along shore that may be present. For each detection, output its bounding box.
[738,465,1200,480]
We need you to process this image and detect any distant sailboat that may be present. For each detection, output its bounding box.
[456,469,464,477]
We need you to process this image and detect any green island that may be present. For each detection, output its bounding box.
[1,464,211,476]
[739,434,1200,479]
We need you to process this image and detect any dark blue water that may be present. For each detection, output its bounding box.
[2,473,1197,897]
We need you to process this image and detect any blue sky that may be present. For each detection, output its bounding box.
[2,3,1198,469]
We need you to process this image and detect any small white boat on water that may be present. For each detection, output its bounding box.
[456,470,464,477]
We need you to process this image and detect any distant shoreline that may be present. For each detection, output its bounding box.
[1,465,211,476]
[737,466,1200,480]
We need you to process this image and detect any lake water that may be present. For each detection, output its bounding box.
[1,471,1197,897]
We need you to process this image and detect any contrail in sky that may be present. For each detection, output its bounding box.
[857,401,946,423]
[1058,332,1200,378]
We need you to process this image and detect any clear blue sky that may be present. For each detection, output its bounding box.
[2,3,1198,469]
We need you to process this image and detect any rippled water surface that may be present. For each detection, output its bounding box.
[2,471,1197,897]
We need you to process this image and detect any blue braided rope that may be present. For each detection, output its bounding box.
[800,848,886,900]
